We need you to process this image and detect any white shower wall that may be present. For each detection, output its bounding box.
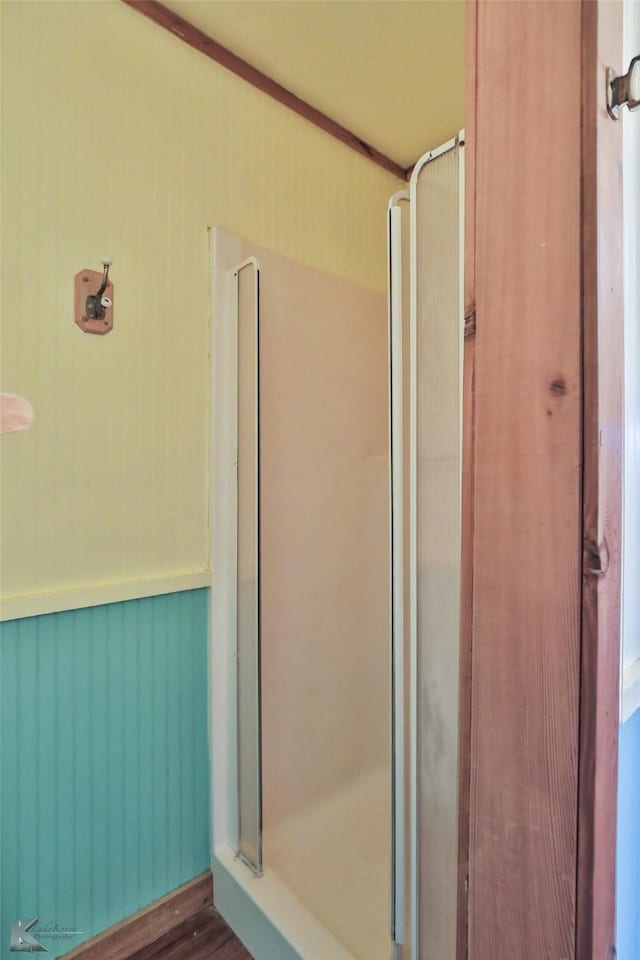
[211,227,392,960]
[256,244,390,827]
[257,241,391,958]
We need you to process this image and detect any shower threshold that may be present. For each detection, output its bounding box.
[213,847,356,960]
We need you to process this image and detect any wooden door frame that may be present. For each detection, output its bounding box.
[577,2,623,958]
[456,2,477,957]
[460,1,624,957]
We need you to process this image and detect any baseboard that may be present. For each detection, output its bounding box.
[61,870,213,960]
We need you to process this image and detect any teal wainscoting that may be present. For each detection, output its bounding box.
[616,708,640,960]
[0,588,210,960]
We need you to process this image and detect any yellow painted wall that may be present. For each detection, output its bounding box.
[0,0,400,610]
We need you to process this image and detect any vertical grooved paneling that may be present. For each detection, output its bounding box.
[0,589,209,955]
[0,1,401,604]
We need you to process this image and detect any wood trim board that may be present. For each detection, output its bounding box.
[121,0,408,181]
[456,3,478,957]
[464,2,625,958]
[61,871,213,960]
[467,2,583,956]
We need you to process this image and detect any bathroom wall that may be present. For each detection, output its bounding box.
[0,0,399,610]
[616,710,640,960]
[0,0,400,951]
[616,4,640,957]
[0,590,210,959]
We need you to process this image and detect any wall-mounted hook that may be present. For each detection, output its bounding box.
[74,259,114,335]
[85,259,112,320]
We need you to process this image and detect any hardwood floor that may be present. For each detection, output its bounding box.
[127,907,253,960]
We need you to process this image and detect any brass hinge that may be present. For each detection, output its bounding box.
[607,55,640,118]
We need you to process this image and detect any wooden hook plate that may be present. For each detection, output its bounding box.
[74,268,114,335]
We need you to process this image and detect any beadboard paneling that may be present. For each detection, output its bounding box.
[0,0,400,604]
[0,589,210,958]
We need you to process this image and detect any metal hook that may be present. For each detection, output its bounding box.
[96,259,112,298]
[86,259,113,320]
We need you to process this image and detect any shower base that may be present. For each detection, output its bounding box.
[265,763,391,960]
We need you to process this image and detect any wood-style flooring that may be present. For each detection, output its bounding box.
[127,907,253,960]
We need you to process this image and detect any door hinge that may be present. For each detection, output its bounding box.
[583,537,609,579]
[607,55,640,119]
[464,308,476,340]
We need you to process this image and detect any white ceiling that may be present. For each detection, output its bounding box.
[162,0,465,169]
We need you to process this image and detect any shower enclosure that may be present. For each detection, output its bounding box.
[209,134,464,960]
[389,135,465,959]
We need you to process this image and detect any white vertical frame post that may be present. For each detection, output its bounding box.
[408,136,464,960]
[388,190,409,957]
[210,230,240,856]
[408,153,420,960]
[233,256,263,876]
[458,133,466,503]
[209,230,262,867]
